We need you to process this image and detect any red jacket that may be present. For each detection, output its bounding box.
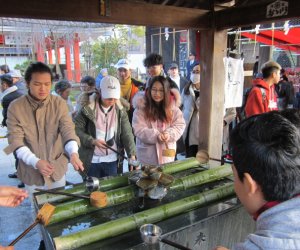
[245,79,278,117]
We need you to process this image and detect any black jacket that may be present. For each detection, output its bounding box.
[2,90,23,126]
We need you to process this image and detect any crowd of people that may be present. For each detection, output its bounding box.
[0,52,300,250]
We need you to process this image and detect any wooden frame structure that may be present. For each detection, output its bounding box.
[0,0,297,159]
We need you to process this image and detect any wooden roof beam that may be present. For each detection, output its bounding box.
[215,0,300,30]
[0,0,211,29]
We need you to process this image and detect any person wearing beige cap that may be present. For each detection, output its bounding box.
[9,69,27,95]
[115,58,144,123]
[74,75,137,178]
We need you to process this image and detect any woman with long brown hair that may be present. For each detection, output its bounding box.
[132,76,185,165]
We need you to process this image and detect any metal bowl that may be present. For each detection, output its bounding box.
[85,176,100,192]
[140,224,162,244]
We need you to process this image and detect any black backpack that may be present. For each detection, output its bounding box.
[238,86,266,120]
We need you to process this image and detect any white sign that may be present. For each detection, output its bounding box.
[223,57,244,108]
[266,0,288,18]
[4,34,33,45]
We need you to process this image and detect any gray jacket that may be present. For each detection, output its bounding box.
[181,84,200,145]
[233,197,300,250]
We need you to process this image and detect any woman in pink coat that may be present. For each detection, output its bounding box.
[132,76,185,165]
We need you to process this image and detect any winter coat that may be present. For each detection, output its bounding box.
[4,94,79,186]
[233,197,300,250]
[74,92,136,173]
[132,89,185,165]
[126,78,144,123]
[1,86,23,126]
[181,84,200,146]
[245,78,278,117]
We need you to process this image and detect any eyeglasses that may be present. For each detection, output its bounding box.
[192,70,200,74]
[151,88,164,94]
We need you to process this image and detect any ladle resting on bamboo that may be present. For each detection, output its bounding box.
[8,203,55,246]
[35,188,107,208]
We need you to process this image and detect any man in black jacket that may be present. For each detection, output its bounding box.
[1,74,23,126]
[1,74,24,187]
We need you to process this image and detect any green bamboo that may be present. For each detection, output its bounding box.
[36,157,201,204]
[169,164,232,191]
[159,157,204,174]
[50,185,135,224]
[49,165,232,224]
[35,175,129,205]
[54,183,235,250]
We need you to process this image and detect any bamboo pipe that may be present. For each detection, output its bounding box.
[54,184,235,250]
[36,157,202,205]
[49,164,232,224]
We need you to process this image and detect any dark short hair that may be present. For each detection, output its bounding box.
[261,61,281,79]
[230,111,300,201]
[143,53,163,67]
[55,80,71,93]
[24,62,53,84]
[80,76,95,87]
[0,64,10,74]
[0,74,13,86]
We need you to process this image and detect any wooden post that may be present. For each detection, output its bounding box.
[36,42,44,63]
[47,49,53,65]
[199,29,227,160]
[65,43,72,81]
[73,33,81,83]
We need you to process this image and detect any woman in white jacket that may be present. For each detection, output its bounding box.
[181,64,201,157]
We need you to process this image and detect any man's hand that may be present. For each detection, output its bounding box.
[92,139,107,149]
[70,153,84,172]
[36,160,55,177]
[0,245,14,250]
[0,186,28,207]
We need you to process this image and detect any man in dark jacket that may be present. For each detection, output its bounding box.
[0,74,23,186]
[1,74,23,126]
[186,52,199,80]
[168,63,189,92]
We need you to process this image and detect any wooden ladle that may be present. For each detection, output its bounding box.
[162,142,176,157]
[35,188,107,208]
[8,203,55,246]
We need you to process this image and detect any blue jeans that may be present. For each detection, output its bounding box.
[88,161,118,178]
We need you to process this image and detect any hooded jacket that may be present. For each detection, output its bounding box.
[132,89,185,165]
[233,197,300,250]
[245,78,278,117]
[74,92,136,175]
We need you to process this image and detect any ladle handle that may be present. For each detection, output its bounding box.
[161,238,191,250]
[104,144,128,160]
[9,220,39,246]
[35,188,90,199]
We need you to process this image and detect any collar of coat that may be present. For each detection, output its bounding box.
[26,91,52,110]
